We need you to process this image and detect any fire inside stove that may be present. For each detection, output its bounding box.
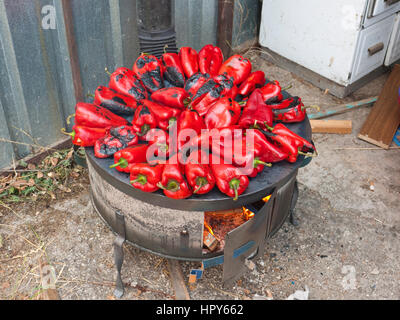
[203,195,272,254]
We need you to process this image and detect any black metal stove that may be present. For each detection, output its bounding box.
[85,112,312,297]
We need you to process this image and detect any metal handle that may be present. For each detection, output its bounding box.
[368,42,384,56]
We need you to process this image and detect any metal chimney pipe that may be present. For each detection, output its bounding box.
[136,0,177,57]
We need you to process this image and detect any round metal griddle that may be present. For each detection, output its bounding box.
[85,116,312,212]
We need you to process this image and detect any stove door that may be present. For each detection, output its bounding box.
[385,12,400,65]
[221,190,276,287]
[368,0,400,18]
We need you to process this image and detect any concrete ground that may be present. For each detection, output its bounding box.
[1,53,399,300]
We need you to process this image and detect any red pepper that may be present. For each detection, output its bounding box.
[110,144,149,173]
[108,67,148,101]
[191,83,223,117]
[184,149,215,195]
[210,155,249,201]
[74,103,128,128]
[244,129,288,163]
[238,71,266,96]
[260,81,283,104]
[184,73,210,99]
[238,89,273,130]
[271,97,307,123]
[218,55,252,85]
[160,52,185,87]
[94,125,139,159]
[130,163,165,193]
[151,87,190,109]
[266,96,298,109]
[204,97,241,129]
[198,44,224,77]
[179,47,199,78]
[213,74,238,99]
[93,86,138,115]
[141,128,170,158]
[62,125,106,147]
[145,100,181,131]
[177,108,205,149]
[264,123,316,163]
[133,54,164,93]
[157,155,192,199]
[132,101,158,136]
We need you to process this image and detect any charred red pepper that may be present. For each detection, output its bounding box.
[191,83,223,117]
[130,163,165,193]
[264,123,316,163]
[238,89,273,130]
[132,101,158,136]
[151,87,190,109]
[198,44,224,77]
[107,67,148,101]
[204,97,241,129]
[110,144,149,173]
[62,126,106,147]
[145,100,181,131]
[210,155,249,201]
[213,73,238,99]
[94,125,139,159]
[244,129,288,163]
[74,103,128,128]
[157,156,192,199]
[184,73,210,99]
[270,97,308,123]
[184,149,215,194]
[133,54,164,93]
[260,81,283,104]
[160,52,185,87]
[179,47,199,78]
[218,55,252,85]
[92,86,138,115]
[238,71,266,96]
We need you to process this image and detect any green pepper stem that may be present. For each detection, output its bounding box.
[264,123,274,131]
[238,101,247,106]
[131,174,147,185]
[167,117,177,129]
[60,128,75,141]
[183,97,192,107]
[87,93,95,99]
[194,177,208,194]
[66,113,75,125]
[254,159,272,167]
[136,124,150,137]
[105,67,112,76]
[163,44,169,54]
[229,178,240,201]
[298,150,317,158]
[109,157,128,169]
[281,84,293,91]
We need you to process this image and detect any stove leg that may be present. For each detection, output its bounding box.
[113,210,126,299]
[289,181,299,226]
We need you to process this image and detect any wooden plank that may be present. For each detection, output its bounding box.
[358,64,400,149]
[310,120,352,134]
[308,97,378,119]
[167,259,190,300]
[217,0,234,58]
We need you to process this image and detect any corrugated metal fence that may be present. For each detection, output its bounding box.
[0,0,258,169]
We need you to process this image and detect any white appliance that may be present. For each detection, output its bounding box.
[259,0,400,96]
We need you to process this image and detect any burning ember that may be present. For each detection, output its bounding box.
[203,194,271,253]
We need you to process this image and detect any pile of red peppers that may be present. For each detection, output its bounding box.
[64,44,316,201]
